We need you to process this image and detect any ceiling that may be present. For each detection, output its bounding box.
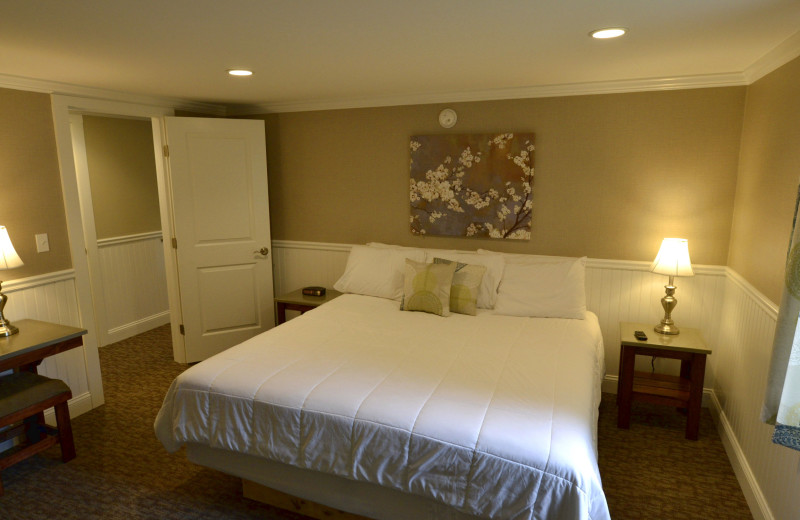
[2,0,800,113]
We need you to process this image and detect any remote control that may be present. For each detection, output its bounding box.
[634,330,647,341]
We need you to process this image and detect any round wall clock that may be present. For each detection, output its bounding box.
[438,108,457,128]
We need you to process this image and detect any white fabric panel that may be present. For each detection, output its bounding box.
[156,294,609,520]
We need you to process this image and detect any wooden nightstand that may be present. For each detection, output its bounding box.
[274,289,342,325]
[617,322,711,440]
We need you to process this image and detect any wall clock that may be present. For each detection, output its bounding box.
[438,108,457,128]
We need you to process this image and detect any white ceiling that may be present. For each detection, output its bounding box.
[2,0,800,113]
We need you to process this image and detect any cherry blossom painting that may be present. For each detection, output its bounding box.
[409,133,534,240]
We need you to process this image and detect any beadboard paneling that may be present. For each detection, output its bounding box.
[2,271,93,418]
[272,240,351,297]
[273,241,727,385]
[711,272,797,520]
[96,232,169,346]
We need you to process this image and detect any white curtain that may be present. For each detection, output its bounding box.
[763,185,800,450]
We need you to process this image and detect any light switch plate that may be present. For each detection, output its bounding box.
[35,233,50,253]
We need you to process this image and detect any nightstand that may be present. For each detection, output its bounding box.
[274,289,342,325]
[617,322,711,440]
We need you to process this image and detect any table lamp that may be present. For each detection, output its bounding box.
[650,238,693,335]
[0,226,24,336]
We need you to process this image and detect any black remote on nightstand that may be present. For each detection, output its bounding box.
[634,330,648,341]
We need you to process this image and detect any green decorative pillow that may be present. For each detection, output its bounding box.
[433,258,487,316]
[400,259,457,316]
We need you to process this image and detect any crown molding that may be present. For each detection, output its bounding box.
[4,29,799,118]
[744,30,800,84]
[226,72,748,115]
[0,73,226,116]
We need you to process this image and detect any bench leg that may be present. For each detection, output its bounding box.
[24,412,45,444]
[54,401,75,462]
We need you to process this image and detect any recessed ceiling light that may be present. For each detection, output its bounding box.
[590,28,627,39]
[227,69,253,76]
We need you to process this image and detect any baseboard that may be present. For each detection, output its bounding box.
[708,391,772,520]
[103,311,170,347]
[42,391,94,425]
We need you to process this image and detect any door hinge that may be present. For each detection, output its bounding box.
[163,144,169,157]
[179,324,185,335]
[171,237,177,249]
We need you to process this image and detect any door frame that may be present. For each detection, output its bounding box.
[51,96,187,406]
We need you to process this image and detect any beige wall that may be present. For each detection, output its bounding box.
[258,87,745,265]
[728,56,800,304]
[82,115,161,239]
[0,88,71,279]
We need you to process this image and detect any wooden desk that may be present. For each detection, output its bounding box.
[0,320,87,374]
[275,289,342,325]
[617,322,711,440]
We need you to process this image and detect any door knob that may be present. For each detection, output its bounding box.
[254,247,269,256]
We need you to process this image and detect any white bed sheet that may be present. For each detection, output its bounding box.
[155,294,610,520]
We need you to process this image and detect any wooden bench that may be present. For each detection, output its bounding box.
[0,371,75,495]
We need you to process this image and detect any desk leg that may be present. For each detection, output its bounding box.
[686,353,706,440]
[276,302,287,325]
[617,345,635,429]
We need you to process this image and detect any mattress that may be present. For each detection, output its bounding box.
[155,294,610,520]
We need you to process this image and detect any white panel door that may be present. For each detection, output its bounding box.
[165,117,274,363]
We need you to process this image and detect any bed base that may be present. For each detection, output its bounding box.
[242,479,373,520]
[186,444,482,520]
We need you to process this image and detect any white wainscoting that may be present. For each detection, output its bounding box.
[710,271,796,520]
[272,240,727,385]
[96,231,170,346]
[2,270,93,419]
[271,239,792,520]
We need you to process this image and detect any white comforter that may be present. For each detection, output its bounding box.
[155,294,610,520]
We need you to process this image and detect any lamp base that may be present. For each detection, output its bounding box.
[0,281,18,336]
[655,281,680,335]
[654,321,679,335]
[0,320,19,336]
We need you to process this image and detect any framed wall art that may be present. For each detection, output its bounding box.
[409,133,535,240]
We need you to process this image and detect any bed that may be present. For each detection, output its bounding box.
[155,245,611,520]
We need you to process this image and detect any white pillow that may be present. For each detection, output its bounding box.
[334,245,426,300]
[493,256,587,319]
[428,251,505,309]
[478,249,577,265]
[367,242,421,251]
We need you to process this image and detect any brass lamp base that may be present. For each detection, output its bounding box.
[655,320,679,335]
[654,277,681,335]
[0,320,18,337]
[0,281,18,336]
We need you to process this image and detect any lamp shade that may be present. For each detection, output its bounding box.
[650,238,693,277]
[0,226,24,270]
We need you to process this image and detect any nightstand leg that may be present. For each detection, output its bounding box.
[617,345,635,429]
[276,302,287,325]
[685,353,706,440]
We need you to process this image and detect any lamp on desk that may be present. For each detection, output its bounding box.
[650,238,693,335]
[0,226,24,336]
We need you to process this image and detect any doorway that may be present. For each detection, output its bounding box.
[70,114,170,348]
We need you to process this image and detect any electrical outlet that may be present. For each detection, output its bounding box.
[35,233,50,253]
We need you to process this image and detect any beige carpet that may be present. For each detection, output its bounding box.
[0,324,752,519]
